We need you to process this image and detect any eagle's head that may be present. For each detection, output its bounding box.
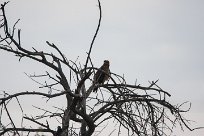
[104,60,109,66]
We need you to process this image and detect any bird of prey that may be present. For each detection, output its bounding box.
[93,60,110,92]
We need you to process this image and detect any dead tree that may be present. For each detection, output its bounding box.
[0,1,202,136]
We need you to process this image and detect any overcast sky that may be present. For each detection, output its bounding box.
[1,0,204,135]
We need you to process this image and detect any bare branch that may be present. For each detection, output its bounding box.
[0,127,55,135]
[84,0,102,72]
[0,91,79,105]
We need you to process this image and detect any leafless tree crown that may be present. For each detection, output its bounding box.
[0,1,202,136]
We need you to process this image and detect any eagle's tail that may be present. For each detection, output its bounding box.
[93,86,98,93]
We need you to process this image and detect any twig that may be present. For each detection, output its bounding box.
[3,102,20,136]
[84,0,102,73]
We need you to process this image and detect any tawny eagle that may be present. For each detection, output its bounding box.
[93,60,110,92]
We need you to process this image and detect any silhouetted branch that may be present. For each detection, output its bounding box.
[0,127,55,135]
[0,91,73,105]
[84,0,102,72]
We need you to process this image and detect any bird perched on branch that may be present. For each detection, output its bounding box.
[93,60,110,92]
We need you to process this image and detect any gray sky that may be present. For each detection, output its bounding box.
[1,0,204,135]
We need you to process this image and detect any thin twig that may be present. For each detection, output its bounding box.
[84,0,102,73]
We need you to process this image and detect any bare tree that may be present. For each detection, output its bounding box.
[0,1,202,136]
